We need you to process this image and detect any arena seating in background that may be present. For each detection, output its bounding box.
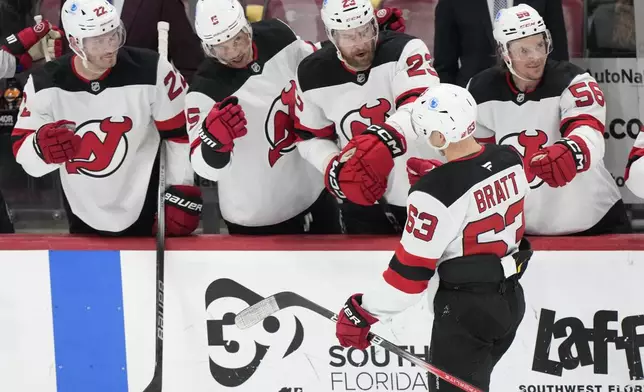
[262,0,326,42]
[379,0,438,53]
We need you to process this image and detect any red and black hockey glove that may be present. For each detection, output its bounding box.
[528,136,590,188]
[35,120,81,164]
[325,123,406,206]
[336,294,379,350]
[155,185,203,236]
[375,8,406,33]
[199,96,248,153]
[406,157,443,186]
[2,21,60,71]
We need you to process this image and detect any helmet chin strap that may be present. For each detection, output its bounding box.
[506,59,541,83]
[81,57,111,76]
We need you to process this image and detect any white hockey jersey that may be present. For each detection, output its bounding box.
[187,19,325,227]
[467,60,621,235]
[12,47,193,232]
[294,31,441,207]
[360,144,529,318]
[625,128,644,199]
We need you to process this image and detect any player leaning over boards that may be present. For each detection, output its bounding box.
[625,125,644,199]
[335,84,533,392]
[294,0,442,234]
[12,0,202,237]
[186,0,404,235]
[467,4,630,235]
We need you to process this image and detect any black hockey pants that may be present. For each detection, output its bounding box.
[428,279,525,391]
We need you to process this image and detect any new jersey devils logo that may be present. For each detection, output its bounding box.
[339,98,392,142]
[65,117,132,177]
[265,80,301,167]
[499,129,548,189]
[206,279,304,387]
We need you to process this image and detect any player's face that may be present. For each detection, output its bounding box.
[83,26,126,70]
[507,34,550,80]
[333,22,378,71]
[208,29,253,68]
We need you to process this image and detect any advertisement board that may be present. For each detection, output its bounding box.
[0,238,642,392]
[571,58,644,204]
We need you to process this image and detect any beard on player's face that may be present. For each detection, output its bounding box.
[338,40,376,71]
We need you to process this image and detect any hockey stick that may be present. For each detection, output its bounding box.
[142,21,170,392]
[235,292,483,392]
[33,15,52,62]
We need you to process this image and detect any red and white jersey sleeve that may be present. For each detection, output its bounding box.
[391,39,440,108]
[153,58,193,186]
[626,129,644,198]
[12,75,58,177]
[361,190,458,319]
[559,73,607,168]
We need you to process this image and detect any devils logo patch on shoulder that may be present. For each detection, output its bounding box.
[499,129,549,189]
[265,80,300,167]
[339,98,392,142]
[65,117,133,177]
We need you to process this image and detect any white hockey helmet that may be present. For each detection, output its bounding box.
[321,0,377,43]
[321,0,375,31]
[195,0,252,57]
[61,0,125,60]
[410,84,478,150]
[493,5,552,75]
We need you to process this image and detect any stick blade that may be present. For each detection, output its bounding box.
[235,296,279,329]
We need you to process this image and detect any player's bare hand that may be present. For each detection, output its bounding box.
[528,137,590,188]
[406,157,443,186]
[36,120,81,164]
[200,96,248,152]
[375,8,406,33]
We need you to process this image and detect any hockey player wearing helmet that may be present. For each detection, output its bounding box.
[12,0,202,237]
[467,4,630,235]
[335,84,532,392]
[294,0,441,234]
[187,0,404,234]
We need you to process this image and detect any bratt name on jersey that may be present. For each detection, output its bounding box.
[474,172,520,213]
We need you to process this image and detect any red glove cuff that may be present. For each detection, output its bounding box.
[3,22,51,55]
[342,294,379,327]
[556,135,591,173]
